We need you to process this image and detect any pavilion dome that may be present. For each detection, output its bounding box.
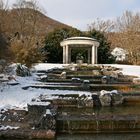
[60,36,99,47]
[64,36,97,41]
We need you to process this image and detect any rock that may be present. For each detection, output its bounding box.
[83,80,90,83]
[27,101,51,117]
[0,59,6,73]
[16,64,31,77]
[77,100,85,108]
[0,59,6,65]
[40,75,48,82]
[7,80,19,86]
[92,70,101,76]
[67,64,77,71]
[101,75,117,84]
[0,65,3,73]
[60,71,66,79]
[92,93,102,107]
[77,94,93,108]
[110,72,119,79]
[31,130,55,139]
[99,90,123,106]
[39,110,56,130]
[110,90,123,106]
[46,130,55,139]
[85,99,93,107]
[77,94,86,108]
[101,76,108,84]
[71,77,81,83]
[99,90,112,106]
[101,68,119,79]
[133,78,140,84]
[82,80,90,90]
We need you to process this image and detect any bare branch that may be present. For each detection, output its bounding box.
[88,18,115,33]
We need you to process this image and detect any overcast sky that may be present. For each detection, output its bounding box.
[9,0,140,31]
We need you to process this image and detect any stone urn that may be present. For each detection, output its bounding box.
[76,53,84,64]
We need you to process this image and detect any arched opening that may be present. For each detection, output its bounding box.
[70,44,91,63]
[71,48,88,63]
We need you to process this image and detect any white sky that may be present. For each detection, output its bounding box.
[8,0,140,31]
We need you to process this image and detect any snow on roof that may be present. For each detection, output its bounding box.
[65,37,97,41]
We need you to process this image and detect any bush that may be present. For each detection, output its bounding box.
[116,60,133,65]
[16,64,31,77]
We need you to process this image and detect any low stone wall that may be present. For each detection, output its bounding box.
[57,114,140,134]
[0,129,55,139]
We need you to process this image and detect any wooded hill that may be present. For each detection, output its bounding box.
[0,7,73,65]
[1,8,71,37]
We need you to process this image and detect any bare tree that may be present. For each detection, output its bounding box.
[0,0,13,62]
[9,0,45,66]
[114,11,140,64]
[116,10,140,32]
[11,0,40,36]
[0,0,9,33]
[88,18,115,33]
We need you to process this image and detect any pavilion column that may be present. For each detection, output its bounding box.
[88,48,91,64]
[63,46,66,64]
[65,45,69,64]
[68,47,71,63]
[95,46,98,64]
[91,45,95,64]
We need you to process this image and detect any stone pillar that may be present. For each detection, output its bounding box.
[63,46,66,64]
[65,45,69,64]
[88,48,91,64]
[91,45,95,64]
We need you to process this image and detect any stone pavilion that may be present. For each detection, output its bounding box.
[60,37,99,64]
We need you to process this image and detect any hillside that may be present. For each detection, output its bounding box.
[2,8,72,37]
[35,10,72,35]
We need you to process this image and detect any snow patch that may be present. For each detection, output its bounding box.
[0,125,19,130]
[28,101,50,106]
[33,63,67,71]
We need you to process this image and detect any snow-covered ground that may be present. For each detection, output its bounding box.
[109,64,140,78]
[0,69,90,110]
[0,83,90,111]
[34,63,140,78]
[0,63,140,111]
[32,63,67,71]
